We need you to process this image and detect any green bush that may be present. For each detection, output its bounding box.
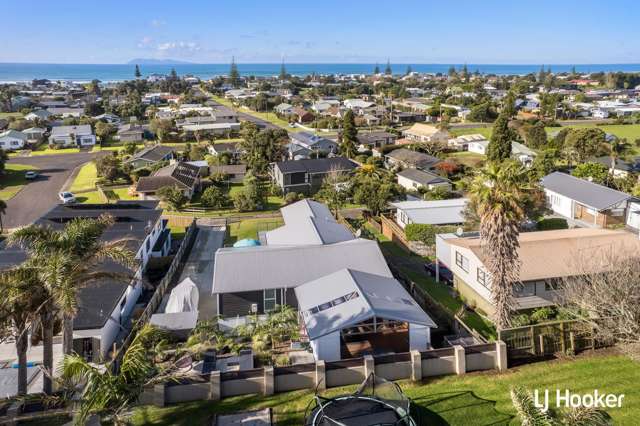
[404,223,458,245]
[537,218,568,231]
[200,186,230,209]
[530,307,553,323]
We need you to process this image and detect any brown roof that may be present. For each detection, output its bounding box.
[449,228,640,281]
[135,162,200,193]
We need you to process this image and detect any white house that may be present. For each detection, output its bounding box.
[467,140,489,155]
[49,125,96,147]
[0,130,27,150]
[22,127,46,142]
[391,198,468,229]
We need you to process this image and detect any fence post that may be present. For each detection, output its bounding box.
[263,367,274,396]
[560,322,566,353]
[364,355,375,378]
[569,332,575,353]
[209,371,221,401]
[495,340,508,372]
[539,334,545,355]
[315,360,326,391]
[410,350,422,381]
[153,382,166,407]
[453,345,466,375]
[530,325,536,355]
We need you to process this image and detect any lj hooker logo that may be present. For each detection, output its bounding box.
[534,389,625,412]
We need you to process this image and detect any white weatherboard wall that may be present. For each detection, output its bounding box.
[310,331,340,362]
[449,245,493,304]
[409,323,430,351]
[544,189,573,219]
[627,202,640,230]
[398,174,420,191]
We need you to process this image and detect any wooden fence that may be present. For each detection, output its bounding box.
[380,214,412,253]
[142,342,506,406]
[111,219,198,371]
[498,319,599,361]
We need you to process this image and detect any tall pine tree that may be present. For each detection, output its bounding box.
[373,63,380,74]
[384,59,392,75]
[134,64,141,78]
[340,109,358,158]
[229,56,240,88]
[279,59,287,80]
[487,113,513,162]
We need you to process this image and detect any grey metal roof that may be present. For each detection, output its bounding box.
[541,172,634,210]
[385,148,440,169]
[265,199,354,246]
[391,198,468,225]
[50,124,92,136]
[212,238,391,294]
[295,268,436,340]
[274,157,357,174]
[397,168,450,186]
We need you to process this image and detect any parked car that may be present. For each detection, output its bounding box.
[24,171,39,180]
[58,191,76,204]
[424,261,453,285]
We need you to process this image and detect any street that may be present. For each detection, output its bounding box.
[4,152,105,229]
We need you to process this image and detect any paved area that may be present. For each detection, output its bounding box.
[176,222,225,319]
[4,152,104,229]
[0,340,64,395]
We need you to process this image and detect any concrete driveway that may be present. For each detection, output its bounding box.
[4,152,104,229]
[176,222,225,319]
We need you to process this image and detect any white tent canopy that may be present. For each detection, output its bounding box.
[165,277,199,313]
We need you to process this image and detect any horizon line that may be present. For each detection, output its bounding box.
[2,61,640,66]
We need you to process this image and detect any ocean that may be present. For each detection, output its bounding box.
[2,63,640,83]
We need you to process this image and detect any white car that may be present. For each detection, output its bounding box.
[24,171,39,180]
[58,192,76,204]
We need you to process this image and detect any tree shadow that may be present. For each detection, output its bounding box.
[411,390,514,426]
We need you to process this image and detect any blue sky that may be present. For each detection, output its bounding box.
[3,0,640,64]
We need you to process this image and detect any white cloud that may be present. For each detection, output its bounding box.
[137,36,153,48]
[155,41,202,58]
[150,19,166,27]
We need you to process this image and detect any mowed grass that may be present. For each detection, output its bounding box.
[225,217,284,245]
[69,162,98,192]
[77,187,136,204]
[210,95,303,132]
[129,351,638,426]
[0,163,36,199]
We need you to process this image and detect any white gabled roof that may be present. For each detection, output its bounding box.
[391,198,468,225]
[295,268,436,340]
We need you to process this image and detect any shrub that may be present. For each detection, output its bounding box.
[284,192,299,204]
[530,307,553,324]
[537,218,568,231]
[200,186,229,209]
[404,223,458,245]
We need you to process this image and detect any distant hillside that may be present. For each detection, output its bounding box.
[126,58,194,65]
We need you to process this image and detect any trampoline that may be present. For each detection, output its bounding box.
[304,373,416,426]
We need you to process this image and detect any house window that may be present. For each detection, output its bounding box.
[455,251,469,273]
[264,289,277,312]
[545,280,560,292]
[477,268,487,287]
[516,281,536,297]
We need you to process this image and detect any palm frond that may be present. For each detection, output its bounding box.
[510,386,555,426]
[561,405,611,426]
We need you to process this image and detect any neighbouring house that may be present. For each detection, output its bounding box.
[0,130,27,150]
[117,123,145,142]
[467,140,489,155]
[124,144,175,169]
[0,201,171,362]
[22,127,46,142]
[48,125,96,147]
[211,199,435,360]
[362,114,380,126]
[181,122,241,136]
[402,123,449,143]
[447,133,488,151]
[207,142,243,160]
[94,112,122,125]
[293,107,314,123]
[47,107,84,118]
[385,148,440,171]
[391,198,468,229]
[24,109,52,122]
[436,228,640,316]
[392,111,426,123]
[591,156,640,178]
[396,168,452,192]
[209,164,247,183]
[542,172,640,229]
[274,103,294,115]
[467,140,537,166]
[356,131,397,150]
[287,132,338,159]
[135,161,202,200]
[271,157,357,194]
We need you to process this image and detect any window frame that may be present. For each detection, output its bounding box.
[476,268,487,287]
[264,289,277,312]
[455,251,469,273]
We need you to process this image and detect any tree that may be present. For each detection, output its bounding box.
[239,125,287,174]
[571,162,609,184]
[502,91,517,118]
[95,121,115,143]
[0,199,6,234]
[0,266,46,395]
[157,186,188,211]
[405,65,412,75]
[279,60,287,80]
[384,59,392,75]
[84,102,104,117]
[468,162,532,329]
[339,109,358,158]
[232,171,265,212]
[467,102,497,123]
[229,56,240,88]
[134,64,141,79]
[316,169,347,217]
[351,170,404,216]
[200,185,229,209]
[0,150,7,174]
[149,118,174,142]
[95,155,121,181]
[522,121,547,149]
[62,325,184,425]
[373,63,380,74]
[122,141,138,156]
[487,113,513,162]
[564,128,606,162]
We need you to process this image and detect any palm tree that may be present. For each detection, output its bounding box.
[0,199,6,234]
[468,161,530,329]
[0,266,47,395]
[61,325,177,425]
[8,215,135,358]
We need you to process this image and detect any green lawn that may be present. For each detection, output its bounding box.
[210,95,303,132]
[0,112,23,119]
[129,351,638,426]
[77,187,136,204]
[69,162,98,192]
[0,163,37,200]
[225,217,284,245]
[30,147,80,156]
[446,151,486,168]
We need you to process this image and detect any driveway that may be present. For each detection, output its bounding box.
[4,152,105,229]
[176,221,225,319]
